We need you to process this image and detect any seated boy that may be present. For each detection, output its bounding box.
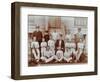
[55,48,63,62]
[41,47,55,63]
[31,36,40,63]
[41,38,47,57]
[63,47,72,63]
[75,40,84,62]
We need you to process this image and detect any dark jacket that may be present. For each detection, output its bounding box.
[55,39,65,52]
[33,31,42,42]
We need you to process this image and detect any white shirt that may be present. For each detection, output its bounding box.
[65,34,74,42]
[44,50,54,58]
[78,42,84,49]
[41,41,47,48]
[64,50,71,58]
[51,32,59,41]
[56,50,63,59]
[59,40,62,47]
[41,42,47,56]
[48,40,55,48]
[76,32,83,41]
[70,42,76,53]
[70,42,76,49]
[31,41,39,48]
[65,42,71,48]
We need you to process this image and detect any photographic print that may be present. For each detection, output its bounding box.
[11,2,97,80]
[28,15,88,66]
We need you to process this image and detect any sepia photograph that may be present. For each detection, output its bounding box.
[28,15,88,66]
[11,2,97,79]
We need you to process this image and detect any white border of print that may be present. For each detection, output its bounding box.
[20,7,94,75]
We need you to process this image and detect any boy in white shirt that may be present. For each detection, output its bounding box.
[41,47,55,63]
[76,28,83,42]
[83,35,87,55]
[75,40,84,62]
[70,40,77,55]
[65,30,74,42]
[55,48,63,62]
[41,38,47,57]
[63,46,72,63]
[48,35,55,51]
[31,36,40,63]
[51,29,59,42]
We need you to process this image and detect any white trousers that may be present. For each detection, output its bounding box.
[32,48,40,61]
[41,47,46,57]
[76,49,83,61]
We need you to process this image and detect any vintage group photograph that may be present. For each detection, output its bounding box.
[11,2,97,79]
[28,15,88,66]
